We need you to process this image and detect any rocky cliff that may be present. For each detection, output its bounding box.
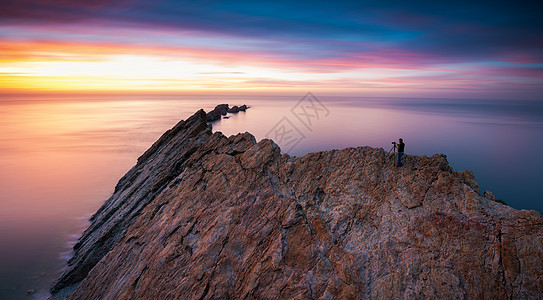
[51,109,543,299]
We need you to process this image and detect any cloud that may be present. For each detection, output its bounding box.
[1,0,542,97]
[2,0,542,63]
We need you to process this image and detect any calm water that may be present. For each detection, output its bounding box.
[1,94,542,299]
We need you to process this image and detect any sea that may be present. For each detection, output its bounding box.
[1,93,542,299]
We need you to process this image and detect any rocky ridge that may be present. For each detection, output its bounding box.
[51,108,543,299]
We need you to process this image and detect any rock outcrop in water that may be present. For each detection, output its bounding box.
[51,109,543,299]
[206,104,248,122]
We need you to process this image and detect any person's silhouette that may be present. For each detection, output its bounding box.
[397,138,405,167]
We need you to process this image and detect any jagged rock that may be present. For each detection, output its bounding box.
[206,104,228,122]
[205,109,222,122]
[228,105,240,113]
[206,104,248,122]
[227,104,249,113]
[50,110,212,295]
[51,109,543,299]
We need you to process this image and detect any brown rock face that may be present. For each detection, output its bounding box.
[51,109,543,299]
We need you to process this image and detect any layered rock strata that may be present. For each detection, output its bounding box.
[51,109,543,299]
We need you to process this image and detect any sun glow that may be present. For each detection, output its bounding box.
[0,33,469,94]
[1,48,402,92]
[1,28,541,99]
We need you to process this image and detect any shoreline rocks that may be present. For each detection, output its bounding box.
[206,104,249,122]
[51,108,543,299]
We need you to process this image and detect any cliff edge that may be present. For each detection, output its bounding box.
[51,109,543,299]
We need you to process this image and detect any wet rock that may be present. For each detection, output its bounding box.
[215,104,229,115]
[51,109,543,299]
[206,104,228,121]
[206,104,248,121]
[228,104,250,113]
[227,105,240,113]
[205,109,221,122]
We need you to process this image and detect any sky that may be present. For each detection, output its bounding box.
[1,0,542,99]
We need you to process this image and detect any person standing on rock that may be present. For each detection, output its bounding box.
[397,138,405,167]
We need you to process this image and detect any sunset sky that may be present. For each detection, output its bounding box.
[1,0,542,98]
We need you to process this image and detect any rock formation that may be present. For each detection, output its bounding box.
[51,109,543,299]
[206,104,248,122]
[228,104,248,113]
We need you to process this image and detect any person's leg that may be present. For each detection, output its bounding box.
[398,152,404,166]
